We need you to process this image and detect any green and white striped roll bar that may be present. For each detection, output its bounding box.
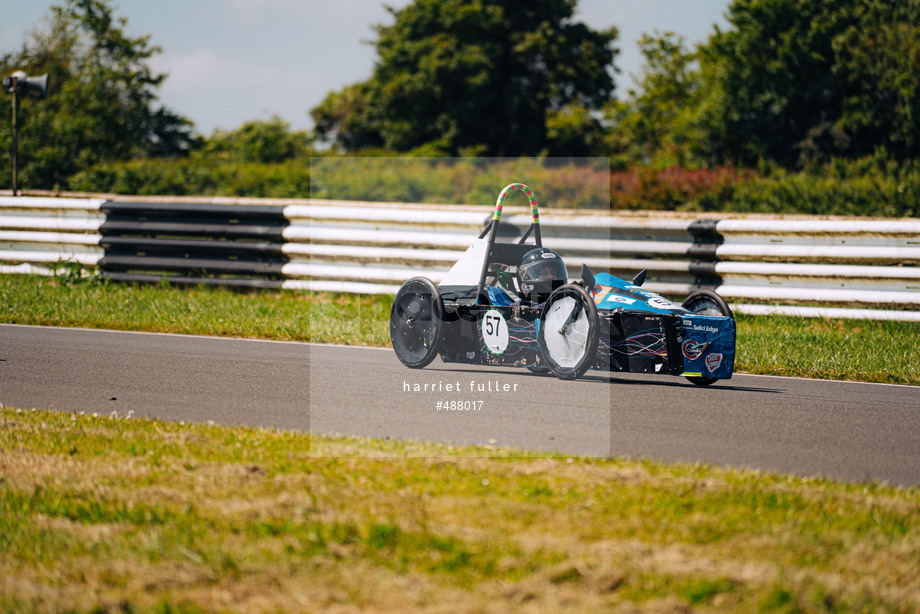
[475,183,543,304]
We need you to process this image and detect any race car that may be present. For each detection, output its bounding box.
[389,183,736,384]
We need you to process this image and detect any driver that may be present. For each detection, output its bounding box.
[531,261,559,281]
[517,247,567,304]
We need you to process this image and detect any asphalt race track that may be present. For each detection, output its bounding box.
[2,323,919,486]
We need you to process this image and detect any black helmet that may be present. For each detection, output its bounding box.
[518,248,567,302]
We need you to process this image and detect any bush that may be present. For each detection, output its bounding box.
[68,154,920,218]
[309,157,612,208]
[610,166,751,210]
[70,157,311,198]
[708,159,920,217]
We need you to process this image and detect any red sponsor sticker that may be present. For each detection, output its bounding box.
[705,353,723,372]
[682,339,710,360]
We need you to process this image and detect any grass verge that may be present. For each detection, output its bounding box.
[0,274,392,346]
[2,274,919,385]
[2,405,918,613]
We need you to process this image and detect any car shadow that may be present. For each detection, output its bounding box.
[420,364,783,394]
[579,373,782,394]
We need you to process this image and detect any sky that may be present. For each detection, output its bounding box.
[2,0,731,137]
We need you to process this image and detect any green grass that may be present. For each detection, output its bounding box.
[1,406,918,613]
[2,273,919,385]
[3,274,919,610]
[0,274,392,346]
[735,314,920,386]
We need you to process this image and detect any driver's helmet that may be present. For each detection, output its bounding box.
[518,248,567,303]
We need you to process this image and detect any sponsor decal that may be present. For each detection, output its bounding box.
[605,295,636,306]
[688,325,721,334]
[481,309,509,354]
[705,353,724,372]
[540,253,557,259]
[681,339,711,360]
[593,285,638,307]
[647,296,680,310]
[592,285,612,305]
[466,351,476,360]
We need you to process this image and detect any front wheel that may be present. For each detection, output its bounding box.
[682,290,734,319]
[390,277,444,369]
[682,290,733,387]
[538,284,600,380]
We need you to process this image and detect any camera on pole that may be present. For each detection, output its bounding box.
[4,71,49,196]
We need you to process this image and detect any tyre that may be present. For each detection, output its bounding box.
[389,277,444,369]
[538,284,600,380]
[681,290,732,387]
[682,290,733,319]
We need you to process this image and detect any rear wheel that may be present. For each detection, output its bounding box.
[538,284,600,380]
[390,277,444,369]
[682,290,732,387]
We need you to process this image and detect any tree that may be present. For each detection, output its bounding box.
[0,0,197,190]
[605,32,704,168]
[545,103,607,157]
[311,83,384,152]
[311,0,618,156]
[831,20,920,163]
[204,116,312,163]
[697,0,920,167]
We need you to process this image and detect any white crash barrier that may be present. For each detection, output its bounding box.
[0,197,105,274]
[1,194,919,319]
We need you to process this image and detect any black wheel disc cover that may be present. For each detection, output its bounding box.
[390,277,445,369]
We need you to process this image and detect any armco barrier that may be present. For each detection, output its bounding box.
[0,196,105,275]
[99,201,290,288]
[1,195,919,320]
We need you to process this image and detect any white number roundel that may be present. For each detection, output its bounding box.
[648,296,680,310]
[481,309,509,354]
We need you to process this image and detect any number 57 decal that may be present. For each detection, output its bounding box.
[481,309,509,354]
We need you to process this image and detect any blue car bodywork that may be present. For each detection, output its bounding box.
[590,272,735,380]
[439,270,735,381]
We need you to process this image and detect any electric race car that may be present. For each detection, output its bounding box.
[389,183,736,385]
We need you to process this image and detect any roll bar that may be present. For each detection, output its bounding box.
[475,183,543,304]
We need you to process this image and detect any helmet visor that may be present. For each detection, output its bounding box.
[519,258,567,284]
